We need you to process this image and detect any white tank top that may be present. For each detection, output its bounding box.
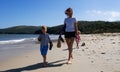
[64,18,76,32]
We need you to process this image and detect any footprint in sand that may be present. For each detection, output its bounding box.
[112,42,116,44]
[114,71,120,72]
[85,47,88,49]
[101,52,106,54]
[110,39,114,40]
[25,56,29,58]
[116,59,120,61]
[91,61,94,63]
[82,49,84,52]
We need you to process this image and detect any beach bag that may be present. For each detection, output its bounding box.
[57,35,64,48]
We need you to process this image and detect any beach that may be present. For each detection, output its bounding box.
[0,33,120,72]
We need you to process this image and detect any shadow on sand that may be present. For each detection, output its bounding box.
[1,59,67,72]
[62,48,77,51]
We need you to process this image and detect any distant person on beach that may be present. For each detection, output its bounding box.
[75,31,81,49]
[38,26,53,66]
[60,8,78,64]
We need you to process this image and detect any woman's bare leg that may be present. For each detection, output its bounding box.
[65,37,74,64]
[65,38,71,60]
[69,38,74,59]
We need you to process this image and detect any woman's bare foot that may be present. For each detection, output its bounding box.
[67,57,73,64]
[67,60,72,64]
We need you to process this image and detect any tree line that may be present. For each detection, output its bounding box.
[0,21,120,34]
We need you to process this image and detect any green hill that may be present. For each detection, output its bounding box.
[0,26,41,34]
[77,21,120,34]
[0,21,120,34]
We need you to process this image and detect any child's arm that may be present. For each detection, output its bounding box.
[79,35,81,40]
[77,35,80,40]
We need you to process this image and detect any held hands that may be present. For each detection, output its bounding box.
[59,35,64,42]
[75,30,78,35]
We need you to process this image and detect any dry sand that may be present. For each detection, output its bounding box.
[0,33,120,72]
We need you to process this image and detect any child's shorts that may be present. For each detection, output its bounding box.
[40,45,48,55]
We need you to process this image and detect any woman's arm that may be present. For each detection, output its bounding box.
[74,21,78,35]
[60,23,66,35]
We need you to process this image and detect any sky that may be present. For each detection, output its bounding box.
[0,0,120,28]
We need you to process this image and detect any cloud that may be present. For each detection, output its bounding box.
[86,10,120,21]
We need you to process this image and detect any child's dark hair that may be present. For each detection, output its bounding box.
[65,7,73,14]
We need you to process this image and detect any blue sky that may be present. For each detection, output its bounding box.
[0,0,120,28]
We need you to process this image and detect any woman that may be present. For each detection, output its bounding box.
[61,8,78,64]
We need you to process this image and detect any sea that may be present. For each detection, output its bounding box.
[0,34,58,45]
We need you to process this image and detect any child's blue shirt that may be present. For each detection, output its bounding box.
[39,33,51,46]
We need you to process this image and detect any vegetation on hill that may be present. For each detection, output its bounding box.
[77,21,120,34]
[0,26,41,34]
[0,21,120,34]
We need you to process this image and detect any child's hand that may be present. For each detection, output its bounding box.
[38,37,41,41]
[49,42,53,50]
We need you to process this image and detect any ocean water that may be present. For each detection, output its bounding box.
[0,34,59,45]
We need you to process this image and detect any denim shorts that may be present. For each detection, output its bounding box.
[40,45,48,55]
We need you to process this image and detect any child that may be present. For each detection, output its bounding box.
[38,26,53,66]
[75,31,81,49]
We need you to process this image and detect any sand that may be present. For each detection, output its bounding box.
[0,33,120,72]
